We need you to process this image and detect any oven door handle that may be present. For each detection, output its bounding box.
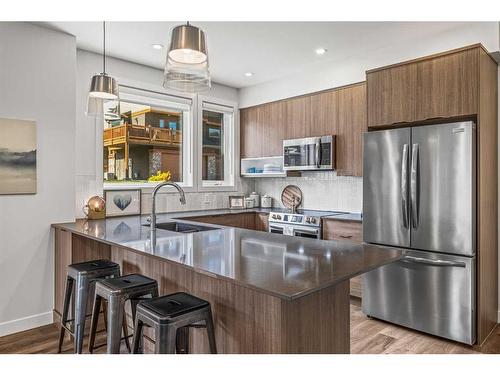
[293,227,320,237]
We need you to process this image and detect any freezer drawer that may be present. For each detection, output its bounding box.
[362,249,475,344]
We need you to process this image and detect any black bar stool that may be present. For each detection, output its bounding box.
[58,259,120,354]
[132,292,217,354]
[88,273,159,354]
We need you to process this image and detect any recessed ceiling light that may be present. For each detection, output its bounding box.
[244,72,254,77]
[152,44,164,50]
[315,48,327,56]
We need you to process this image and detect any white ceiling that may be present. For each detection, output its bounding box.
[39,22,483,89]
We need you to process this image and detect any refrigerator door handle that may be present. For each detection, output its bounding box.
[401,255,466,268]
[401,144,409,228]
[315,137,321,168]
[411,143,419,228]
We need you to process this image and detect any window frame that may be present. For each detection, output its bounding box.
[102,85,195,191]
[197,96,239,192]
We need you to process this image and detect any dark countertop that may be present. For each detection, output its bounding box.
[52,209,397,301]
[323,212,363,222]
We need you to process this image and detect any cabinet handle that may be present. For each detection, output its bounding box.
[339,234,353,239]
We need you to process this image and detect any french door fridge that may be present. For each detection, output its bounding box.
[362,121,476,344]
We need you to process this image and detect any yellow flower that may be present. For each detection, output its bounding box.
[148,170,172,182]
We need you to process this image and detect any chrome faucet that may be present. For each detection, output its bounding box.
[148,182,186,232]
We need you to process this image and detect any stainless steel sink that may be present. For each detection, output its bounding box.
[151,222,217,233]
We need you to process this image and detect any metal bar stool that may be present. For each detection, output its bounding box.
[58,259,120,354]
[132,292,217,354]
[88,273,159,354]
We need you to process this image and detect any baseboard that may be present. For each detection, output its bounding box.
[0,311,53,337]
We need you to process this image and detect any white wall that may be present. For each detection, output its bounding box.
[76,50,253,218]
[0,23,76,336]
[239,22,499,108]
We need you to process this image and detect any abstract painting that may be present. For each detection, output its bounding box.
[0,118,37,194]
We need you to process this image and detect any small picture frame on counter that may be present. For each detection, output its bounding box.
[228,195,245,210]
[104,189,142,217]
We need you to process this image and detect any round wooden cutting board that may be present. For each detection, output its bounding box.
[281,185,303,211]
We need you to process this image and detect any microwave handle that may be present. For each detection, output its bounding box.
[315,138,321,168]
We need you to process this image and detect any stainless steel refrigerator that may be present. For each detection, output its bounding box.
[362,121,476,345]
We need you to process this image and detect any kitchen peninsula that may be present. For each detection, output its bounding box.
[52,210,402,354]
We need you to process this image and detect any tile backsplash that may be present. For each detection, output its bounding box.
[253,171,363,213]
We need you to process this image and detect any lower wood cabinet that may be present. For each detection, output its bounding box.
[255,213,269,232]
[322,218,363,298]
[185,212,268,232]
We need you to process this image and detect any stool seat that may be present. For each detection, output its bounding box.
[69,259,119,273]
[141,292,210,320]
[97,274,157,295]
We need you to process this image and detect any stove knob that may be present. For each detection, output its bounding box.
[310,217,316,224]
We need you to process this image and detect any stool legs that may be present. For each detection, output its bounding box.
[132,318,144,354]
[176,327,190,354]
[74,276,91,354]
[107,296,125,354]
[204,308,217,354]
[156,325,177,354]
[88,295,102,354]
[58,276,74,353]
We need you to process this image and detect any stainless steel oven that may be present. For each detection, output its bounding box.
[283,135,335,171]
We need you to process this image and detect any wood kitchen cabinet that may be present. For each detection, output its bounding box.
[240,106,262,158]
[185,212,258,230]
[367,45,481,128]
[255,212,269,232]
[416,47,478,120]
[367,63,417,128]
[284,96,312,139]
[240,82,367,177]
[322,218,363,298]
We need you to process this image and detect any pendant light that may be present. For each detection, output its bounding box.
[163,22,211,92]
[86,21,120,118]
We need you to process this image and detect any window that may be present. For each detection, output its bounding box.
[103,87,193,187]
[200,101,236,188]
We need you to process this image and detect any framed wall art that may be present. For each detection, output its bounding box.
[104,189,142,217]
[0,118,37,195]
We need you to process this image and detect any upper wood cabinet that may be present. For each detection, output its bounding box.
[367,45,481,128]
[284,96,312,139]
[240,82,367,177]
[367,63,417,127]
[416,48,478,120]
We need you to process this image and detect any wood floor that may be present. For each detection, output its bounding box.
[1,300,499,354]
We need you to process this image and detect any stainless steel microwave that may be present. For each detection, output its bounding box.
[283,135,335,171]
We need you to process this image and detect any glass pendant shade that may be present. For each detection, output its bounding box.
[164,23,211,92]
[168,24,207,64]
[86,97,121,120]
[89,73,119,100]
[164,56,211,92]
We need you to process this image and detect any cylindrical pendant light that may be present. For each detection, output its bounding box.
[87,22,119,117]
[168,23,207,64]
[163,22,211,93]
